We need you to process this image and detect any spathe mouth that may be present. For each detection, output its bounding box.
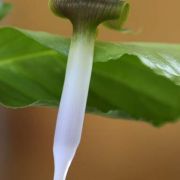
[49,0,125,26]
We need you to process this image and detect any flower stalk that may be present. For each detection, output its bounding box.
[49,0,125,179]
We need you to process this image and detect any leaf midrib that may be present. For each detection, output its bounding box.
[0,49,58,66]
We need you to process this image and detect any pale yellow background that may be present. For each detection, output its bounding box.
[0,0,180,180]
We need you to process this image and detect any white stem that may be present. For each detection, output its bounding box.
[53,32,95,180]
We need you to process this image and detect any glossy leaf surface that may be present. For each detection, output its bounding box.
[0,27,180,126]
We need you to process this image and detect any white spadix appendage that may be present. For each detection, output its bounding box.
[53,33,95,180]
[49,1,126,180]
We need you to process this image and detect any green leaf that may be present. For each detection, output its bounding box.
[0,27,180,126]
[0,3,12,20]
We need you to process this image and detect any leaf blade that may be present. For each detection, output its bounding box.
[0,27,180,126]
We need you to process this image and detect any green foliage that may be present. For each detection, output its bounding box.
[0,27,180,126]
[0,3,12,20]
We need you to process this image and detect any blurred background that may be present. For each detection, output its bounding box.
[0,0,180,179]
